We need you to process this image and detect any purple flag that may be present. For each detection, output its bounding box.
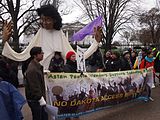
[71,16,102,42]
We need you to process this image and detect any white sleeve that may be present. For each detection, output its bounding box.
[2,29,42,61]
[84,40,99,59]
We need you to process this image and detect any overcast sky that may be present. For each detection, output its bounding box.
[62,0,157,23]
[141,0,156,10]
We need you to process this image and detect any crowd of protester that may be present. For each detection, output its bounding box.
[0,45,158,119]
[45,47,158,103]
[1,46,159,91]
[48,47,160,104]
[46,46,160,73]
[1,3,159,119]
[0,46,159,120]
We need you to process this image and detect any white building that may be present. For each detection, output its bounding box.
[62,22,95,46]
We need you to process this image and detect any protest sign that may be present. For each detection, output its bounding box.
[46,68,153,118]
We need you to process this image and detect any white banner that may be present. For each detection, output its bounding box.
[45,68,153,118]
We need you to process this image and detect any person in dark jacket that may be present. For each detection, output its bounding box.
[0,59,10,82]
[104,50,112,62]
[121,51,132,71]
[104,51,121,72]
[25,47,48,120]
[154,51,160,85]
[49,51,64,72]
[63,51,79,120]
[0,58,19,88]
[86,48,104,72]
[64,51,77,73]
[141,47,148,59]
[130,51,137,66]
[7,59,19,88]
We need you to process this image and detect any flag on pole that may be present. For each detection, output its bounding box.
[71,16,102,42]
[77,45,86,72]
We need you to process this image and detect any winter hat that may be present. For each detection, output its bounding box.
[66,51,75,60]
[123,50,129,56]
[112,51,120,58]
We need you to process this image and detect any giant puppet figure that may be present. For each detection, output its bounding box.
[2,5,102,70]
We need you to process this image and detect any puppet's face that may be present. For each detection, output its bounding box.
[40,15,54,30]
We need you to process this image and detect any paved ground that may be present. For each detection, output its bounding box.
[20,80,160,120]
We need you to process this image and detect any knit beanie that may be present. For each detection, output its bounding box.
[66,51,75,60]
[123,50,129,56]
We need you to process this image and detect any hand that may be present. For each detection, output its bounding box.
[39,96,46,106]
[94,26,102,43]
[2,20,12,43]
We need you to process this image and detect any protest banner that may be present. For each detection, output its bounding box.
[45,68,153,118]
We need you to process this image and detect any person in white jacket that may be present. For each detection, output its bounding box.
[2,4,102,70]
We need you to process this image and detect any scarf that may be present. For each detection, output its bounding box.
[145,56,154,63]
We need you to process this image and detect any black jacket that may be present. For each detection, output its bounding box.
[120,57,132,71]
[104,58,121,72]
[154,54,160,72]
[63,60,77,73]
[49,57,64,72]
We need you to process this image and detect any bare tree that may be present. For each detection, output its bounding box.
[120,31,131,46]
[138,7,160,44]
[40,0,62,9]
[39,0,71,15]
[138,28,153,45]
[0,0,36,51]
[156,0,160,9]
[128,28,152,45]
[75,0,137,50]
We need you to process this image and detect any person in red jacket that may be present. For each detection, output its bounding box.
[140,50,154,69]
[139,49,154,102]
